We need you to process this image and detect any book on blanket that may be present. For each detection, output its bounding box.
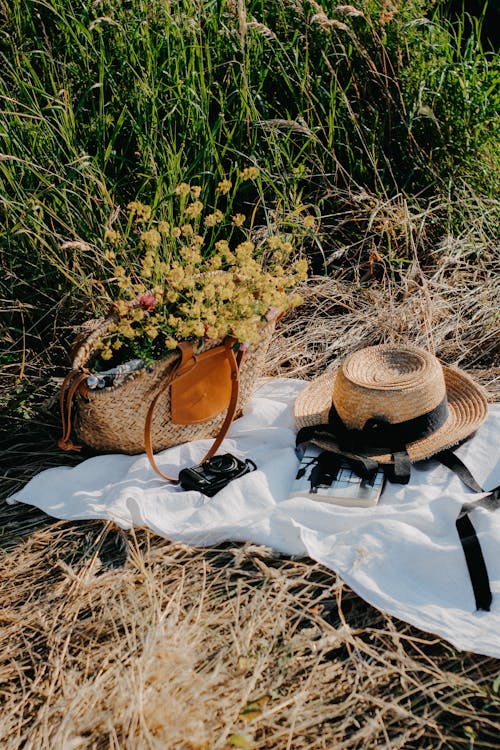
[290,445,385,507]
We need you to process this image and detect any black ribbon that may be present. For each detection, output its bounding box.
[326,398,449,453]
[436,449,499,611]
[296,397,449,486]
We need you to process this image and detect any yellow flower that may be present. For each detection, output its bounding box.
[236,240,254,254]
[190,185,202,199]
[240,166,260,181]
[181,223,194,237]
[181,247,202,265]
[158,220,170,234]
[131,307,145,322]
[171,227,182,238]
[167,263,185,287]
[127,201,151,221]
[117,275,132,290]
[152,285,164,303]
[279,240,293,254]
[140,229,161,249]
[184,200,203,219]
[118,321,136,339]
[202,281,216,299]
[215,239,230,253]
[145,325,158,339]
[294,258,309,278]
[302,215,316,230]
[217,179,232,194]
[101,347,113,361]
[232,213,246,227]
[266,235,282,250]
[175,182,190,197]
[191,234,205,249]
[115,299,129,316]
[190,321,205,338]
[104,229,120,244]
[208,254,222,270]
[204,209,224,227]
[205,324,221,339]
[141,252,154,278]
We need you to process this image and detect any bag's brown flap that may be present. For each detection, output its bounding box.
[170,344,233,425]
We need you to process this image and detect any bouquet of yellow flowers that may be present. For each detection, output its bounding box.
[96,167,311,367]
[59,167,316,460]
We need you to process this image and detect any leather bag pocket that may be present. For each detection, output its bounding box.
[170,343,234,425]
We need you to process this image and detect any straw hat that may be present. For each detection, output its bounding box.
[294,344,488,463]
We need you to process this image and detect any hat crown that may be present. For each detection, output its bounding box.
[333,345,446,430]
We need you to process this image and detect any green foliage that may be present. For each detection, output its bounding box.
[0,0,498,366]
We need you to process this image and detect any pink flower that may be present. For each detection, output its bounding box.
[137,293,157,312]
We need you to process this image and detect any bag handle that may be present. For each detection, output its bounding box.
[58,369,90,452]
[59,342,244,482]
[144,342,243,483]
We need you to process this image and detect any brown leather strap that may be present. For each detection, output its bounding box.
[144,343,243,483]
[58,369,90,451]
[176,341,197,376]
[199,345,240,462]
[144,358,183,482]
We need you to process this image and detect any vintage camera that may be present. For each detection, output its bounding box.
[179,453,256,496]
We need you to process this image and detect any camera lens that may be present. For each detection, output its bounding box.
[204,454,239,475]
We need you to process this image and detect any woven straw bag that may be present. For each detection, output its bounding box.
[59,310,273,465]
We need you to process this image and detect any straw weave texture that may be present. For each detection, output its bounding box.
[333,346,447,430]
[294,345,488,463]
[71,316,273,455]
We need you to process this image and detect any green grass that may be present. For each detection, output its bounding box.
[0,0,498,373]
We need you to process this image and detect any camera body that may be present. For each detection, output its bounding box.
[179,453,256,496]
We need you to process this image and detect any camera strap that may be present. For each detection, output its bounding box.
[144,342,242,483]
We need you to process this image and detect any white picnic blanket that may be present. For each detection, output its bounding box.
[9,378,500,658]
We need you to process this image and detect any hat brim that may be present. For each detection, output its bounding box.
[294,365,489,463]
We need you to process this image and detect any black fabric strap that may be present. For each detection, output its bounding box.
[308,451,342,491]
[388,450,411,484]
[296,397,449,459]
[296,429,382,478]
[296,426,410,485]
[456,512,492,611]
[327,398,449,453]
[437,450,499,611]
[435,449,484,492]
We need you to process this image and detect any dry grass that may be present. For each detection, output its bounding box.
[268,197,499,380]
[1,523,499,750]
[1,231,499,749]
[267,272,500,407]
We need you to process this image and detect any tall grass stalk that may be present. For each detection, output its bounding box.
[0,0,498,388]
